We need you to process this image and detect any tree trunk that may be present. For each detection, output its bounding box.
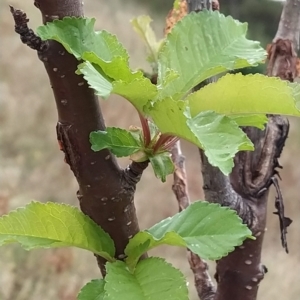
[11,0,148,275]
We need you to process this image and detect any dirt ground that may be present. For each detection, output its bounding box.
[0,1,299,299]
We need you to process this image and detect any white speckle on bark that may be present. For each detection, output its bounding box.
[124,205,130,213]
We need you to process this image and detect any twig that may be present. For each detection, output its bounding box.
[171,141,189,212]
[271,177,293,253]
[9,6,47,51]
[171,141,216,300]
[266,0,300,255]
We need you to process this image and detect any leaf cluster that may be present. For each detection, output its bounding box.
[37,11,300,179]
[0,201,252,299]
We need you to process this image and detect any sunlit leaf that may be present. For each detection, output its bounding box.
[0,202,115,261]
[131,15,163,69]
[157,11,266,100]
[78,279,105,300]
[104,259,188,300]
[187,73,300,117]
[125,201,252,269]
[90,127,142,157]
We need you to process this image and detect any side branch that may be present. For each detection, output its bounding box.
[10,6,47,51]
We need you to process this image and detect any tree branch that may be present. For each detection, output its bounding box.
[187,0,297,299]
[11,0,148,275]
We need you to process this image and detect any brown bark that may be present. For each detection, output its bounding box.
[11,0,148,275]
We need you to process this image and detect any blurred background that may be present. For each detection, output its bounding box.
[0,0,299,299]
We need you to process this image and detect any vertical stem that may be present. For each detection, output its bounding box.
[11,0,148,275]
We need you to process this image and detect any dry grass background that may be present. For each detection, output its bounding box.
[0,1,299,299]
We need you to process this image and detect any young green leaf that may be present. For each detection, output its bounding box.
[187,73,300,117]
[38,17,158,111]
[104,259,188,300]
[229,114,268,129]
[131,15,163,70]
[147,98,252,174]
[78,279,105,300]
[77,61,157,112]
[77,62,113,99]
[0,202,115,261]
[125,201,252,269]
[37,18,127,61]
[157,11,266,100]
[186,111,253,175]
[112,78,158,111]
[149,152,175,182]
[90,127,142,157]
[82,52,141,82]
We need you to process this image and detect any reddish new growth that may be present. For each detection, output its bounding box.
[139,113,179,154]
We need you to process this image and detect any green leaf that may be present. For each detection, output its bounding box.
[90,127,142,157]
[104,259,188,300]
[125,201,252,269]
[187,73,300,117]
[37,18,127,61]
[112,78,157,111]
[78,62,113,99]
[147,99,252,174]
[186,111,253,175]
[157,11,266,100]
[146,99,198,144]
[38,17,158,112]
[131,16,163,69]
[0,202,115,261]
[78,279,105,300]
[149,152,175,182]
[81,51,142,82]
[77,61,157,112]
[229,114,268,129]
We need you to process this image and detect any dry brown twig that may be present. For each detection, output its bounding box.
[167,1,217,299]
